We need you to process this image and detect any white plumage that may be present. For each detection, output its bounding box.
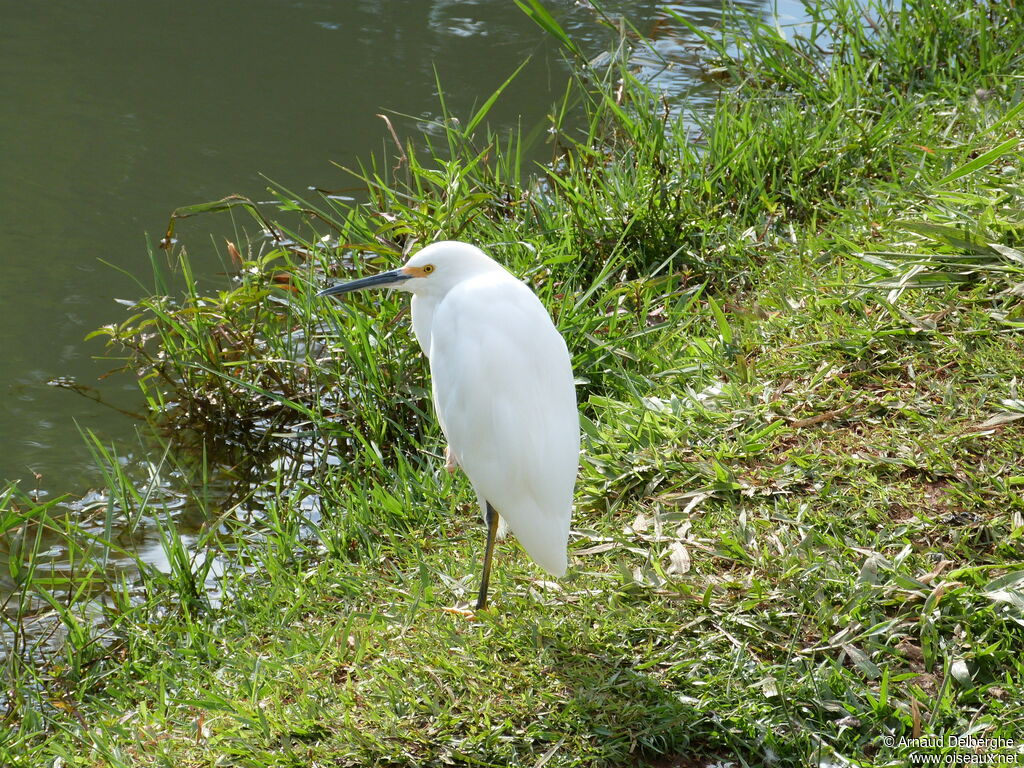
[319,241,579,605]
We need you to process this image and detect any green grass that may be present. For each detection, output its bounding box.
[3,0,1024,765]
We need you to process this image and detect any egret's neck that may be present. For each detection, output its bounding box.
[410,293,438,358]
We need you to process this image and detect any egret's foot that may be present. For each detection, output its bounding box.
[441,601,476,619]
[444,445,458,474]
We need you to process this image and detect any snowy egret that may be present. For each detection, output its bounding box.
[318,241,579,610]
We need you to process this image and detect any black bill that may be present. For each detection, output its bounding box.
[317,269,410,297]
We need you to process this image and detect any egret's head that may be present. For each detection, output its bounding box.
[317,241,505,300]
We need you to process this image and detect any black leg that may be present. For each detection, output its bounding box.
[475,502,499,611]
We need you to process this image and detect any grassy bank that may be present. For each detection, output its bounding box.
[3,0,1024,765]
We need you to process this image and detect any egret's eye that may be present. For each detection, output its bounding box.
[422,264,435,274]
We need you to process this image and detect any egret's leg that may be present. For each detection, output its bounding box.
[475,503,499,610]
[444,445,458,474]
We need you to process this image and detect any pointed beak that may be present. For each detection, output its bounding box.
[317,268,411,297]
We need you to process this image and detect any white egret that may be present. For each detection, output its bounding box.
[318,241,579,610]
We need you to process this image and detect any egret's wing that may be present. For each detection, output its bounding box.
[429,274,579,575]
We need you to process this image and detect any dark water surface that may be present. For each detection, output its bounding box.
[0,0,806,495]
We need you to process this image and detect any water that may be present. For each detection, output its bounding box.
[0,0,808,539]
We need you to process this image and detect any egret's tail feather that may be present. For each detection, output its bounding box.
[475,495,570,578]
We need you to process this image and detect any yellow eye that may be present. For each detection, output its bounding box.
[422,264,435,274]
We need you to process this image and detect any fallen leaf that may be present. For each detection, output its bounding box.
[575,542,618,556]
[629,512,650,534]
[968,412,1024,432]
[789,407,849,428]
[667,540,691,575]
